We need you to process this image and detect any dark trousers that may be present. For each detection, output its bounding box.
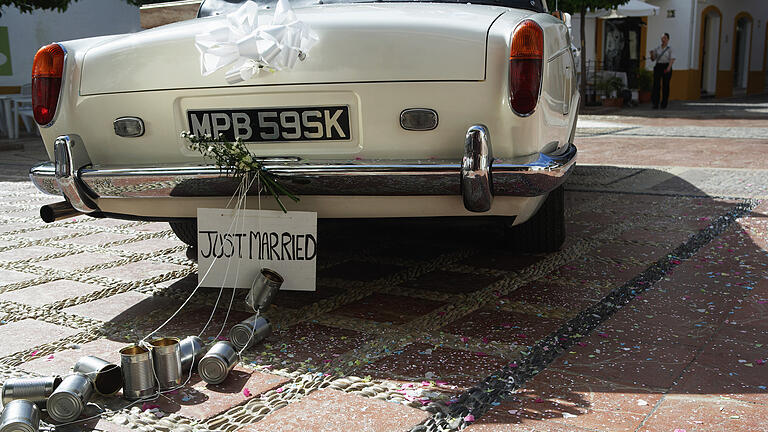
[652,63,672,108]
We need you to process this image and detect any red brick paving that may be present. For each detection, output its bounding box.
[331,293,446,324]
[0,319,79,357]
[237,388,431,432]
[155,367,289,420]
[21,338,125,376]
[0,279,105,307]
[637,397,768,432]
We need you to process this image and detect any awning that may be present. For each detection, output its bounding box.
[586,0,661,18]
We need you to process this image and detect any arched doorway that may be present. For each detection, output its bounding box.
[732,13,752,91]
[699,6,721,96]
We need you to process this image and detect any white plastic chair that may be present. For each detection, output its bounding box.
[15,83,37,136]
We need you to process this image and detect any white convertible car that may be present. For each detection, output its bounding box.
[29,0,578,252]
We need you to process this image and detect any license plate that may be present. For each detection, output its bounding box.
[187,106,351,143]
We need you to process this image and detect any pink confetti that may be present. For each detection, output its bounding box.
[518,333,527,339]
[674,429,686,432]
[509,362,518,368]
[46,355,55,361]
[461,337,470,343]
[756,359,765,365]
[354,157,363,160]
[464,414,475,422]
[275,387,284,393]
[475,352,488,357]
[216,336,227,341]
[577,342,587,347]
[141,403,160,411]
[437,311,446,316]
[598,333,610,338]
[482,337,490,344]
[243,388,251,397]
[421,381,431,387]
[30,351,38,357]
[534,398,544,403]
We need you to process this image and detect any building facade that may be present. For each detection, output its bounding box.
[0,0,141,92]
[572,0,768,100]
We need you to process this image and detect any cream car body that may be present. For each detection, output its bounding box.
[30,0,578,249]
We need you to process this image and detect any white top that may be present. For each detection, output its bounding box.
[652,45,674,64]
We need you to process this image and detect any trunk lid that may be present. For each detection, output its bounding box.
[80,3,505,95]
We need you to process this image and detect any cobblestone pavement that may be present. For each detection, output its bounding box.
[0,96,766,431]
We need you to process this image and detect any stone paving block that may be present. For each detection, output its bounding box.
[64,291,179,323]
[318,261,405,282]
[38,251,122,272]
[330,294,446,324]
[115,238,183,254]
[237,388,431,432]
[56,417,132,432]
[0,319,79,357]
[0,245,60,262]
[0,269,37,286]
[20,338,125,376]
[400,270,502,294]
[0,279,105,307]
[134,305,253,342]
[362,342,507,390]
[155,367,290,420]
[21,226,82,240]
[441,308,564,346]
[551,322,698,390]
[672,361,768,406]
[271,283,347,309]
[502,281,601,313]
[466,370,661,432]
[637,396,768,432]
[93,261,186,282]
[0,223,28,234]
[463,252,545,273]
[132,222,173,233]
[259,322,372,366]
[70,232,135,246]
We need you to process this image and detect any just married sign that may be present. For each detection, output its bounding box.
[197,208,317,291]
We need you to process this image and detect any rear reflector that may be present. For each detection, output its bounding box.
[32,43,65,126]
[509,20,543,116]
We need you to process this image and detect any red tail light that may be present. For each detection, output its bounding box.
[32,43,65,126]
[509,20,543,116]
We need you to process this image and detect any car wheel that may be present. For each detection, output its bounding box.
[169,220,198,248]
[503,185,565,253]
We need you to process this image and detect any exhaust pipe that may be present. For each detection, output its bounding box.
[40,201,82,223]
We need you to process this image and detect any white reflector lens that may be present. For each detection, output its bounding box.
[400,109,438,131]
[114,117,145,137]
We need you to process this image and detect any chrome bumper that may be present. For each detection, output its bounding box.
[30,127,576,214]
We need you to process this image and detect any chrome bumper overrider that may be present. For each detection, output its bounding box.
[30,126,576,214]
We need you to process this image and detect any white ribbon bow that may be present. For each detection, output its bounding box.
[194,0,319,84]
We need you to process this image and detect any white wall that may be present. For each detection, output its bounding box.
[0,0,140,87]
[645,0,696,70]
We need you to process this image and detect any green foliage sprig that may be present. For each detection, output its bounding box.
[183,132,300,213]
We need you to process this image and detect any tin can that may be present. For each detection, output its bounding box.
[229,315,272,351]
[47,373,93,423]
[150,337,182,390]
[1,376,61,407]
[198,341,237,385]
[0,399,40,432]
[179,336,205,372]
[245,268,283,312]
[73,356,122,395]
[119,344,156,400]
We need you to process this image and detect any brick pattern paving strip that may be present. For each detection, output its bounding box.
[0,97,766,431]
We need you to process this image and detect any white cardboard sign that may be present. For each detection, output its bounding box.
[197,208,317,291]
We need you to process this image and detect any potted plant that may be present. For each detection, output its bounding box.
[637,68,653,103]
[596,76,624,108]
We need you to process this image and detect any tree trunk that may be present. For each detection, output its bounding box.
[579,6,587,103]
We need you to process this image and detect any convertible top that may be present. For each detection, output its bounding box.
[197,0,547,17]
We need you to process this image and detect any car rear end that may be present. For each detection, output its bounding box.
[30,1,577,228]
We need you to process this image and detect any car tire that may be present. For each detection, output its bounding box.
[503,185,565,253]
[169,220,198,248]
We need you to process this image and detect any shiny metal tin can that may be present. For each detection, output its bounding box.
[47,373,93,423]
[229,315,271,351]
[1,376,61,407]
[0,399,40,432]
[179,336,205,372]
[198,341,237,385]
[73,356,122,395]
[245,268,283,312]
[119,344,155,400]
[150,337,182,390]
